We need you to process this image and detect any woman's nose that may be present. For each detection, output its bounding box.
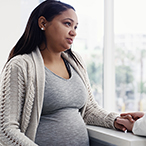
[69,29,77,36]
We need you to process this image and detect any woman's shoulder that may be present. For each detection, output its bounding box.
[3,54,34,75]
[71,50,82,58]
[72,51,87,68]
[8,54,33,66]
[62,50,87,70]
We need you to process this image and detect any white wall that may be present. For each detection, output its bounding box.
[0,0,21,72]
[0,0,39,72]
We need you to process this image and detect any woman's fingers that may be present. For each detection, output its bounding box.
[114,118,126,131]
[115,122,126,131]
[116,118,134,131]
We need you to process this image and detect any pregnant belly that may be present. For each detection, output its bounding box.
[35,109,89,146]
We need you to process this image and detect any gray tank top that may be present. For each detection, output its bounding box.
[35,59,89,146]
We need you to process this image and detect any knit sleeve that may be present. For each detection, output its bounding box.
[82,70,119,129]
[0,60,38,146]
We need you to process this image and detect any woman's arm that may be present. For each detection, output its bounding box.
[72,51,126,131]
[0,59,38,146]
[83,93,120,129]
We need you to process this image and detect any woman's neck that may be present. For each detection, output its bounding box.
[39,44,70,79]
[39,43,62,64]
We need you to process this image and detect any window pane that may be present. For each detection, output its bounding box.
[114,0,146,112]
[62,0,104,106]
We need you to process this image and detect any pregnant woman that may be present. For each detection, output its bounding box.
[0,0,126,146]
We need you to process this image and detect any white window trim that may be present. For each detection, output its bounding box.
[103,0,115,111]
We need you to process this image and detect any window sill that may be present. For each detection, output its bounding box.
[87,125,146,146]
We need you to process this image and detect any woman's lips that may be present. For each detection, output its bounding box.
[67,38,73,44]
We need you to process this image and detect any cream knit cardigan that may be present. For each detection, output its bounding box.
[0,48,118,146]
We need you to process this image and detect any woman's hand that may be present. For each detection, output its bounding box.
[115,117,135,131]
[114,117,129,132]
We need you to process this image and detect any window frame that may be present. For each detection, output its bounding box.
[103,0,116,111]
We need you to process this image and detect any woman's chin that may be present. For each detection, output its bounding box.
[64,47,71,51]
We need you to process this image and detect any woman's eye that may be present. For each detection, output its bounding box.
[65,22,71,26]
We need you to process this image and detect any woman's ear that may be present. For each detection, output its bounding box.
[38,16,47,30]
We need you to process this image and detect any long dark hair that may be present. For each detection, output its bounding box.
[7,0,81,66]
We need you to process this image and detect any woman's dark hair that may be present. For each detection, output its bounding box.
[7,0,81,66]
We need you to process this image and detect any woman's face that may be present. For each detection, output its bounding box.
[44,9,78,52]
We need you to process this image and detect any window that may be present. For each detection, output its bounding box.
[114,0,146,112]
